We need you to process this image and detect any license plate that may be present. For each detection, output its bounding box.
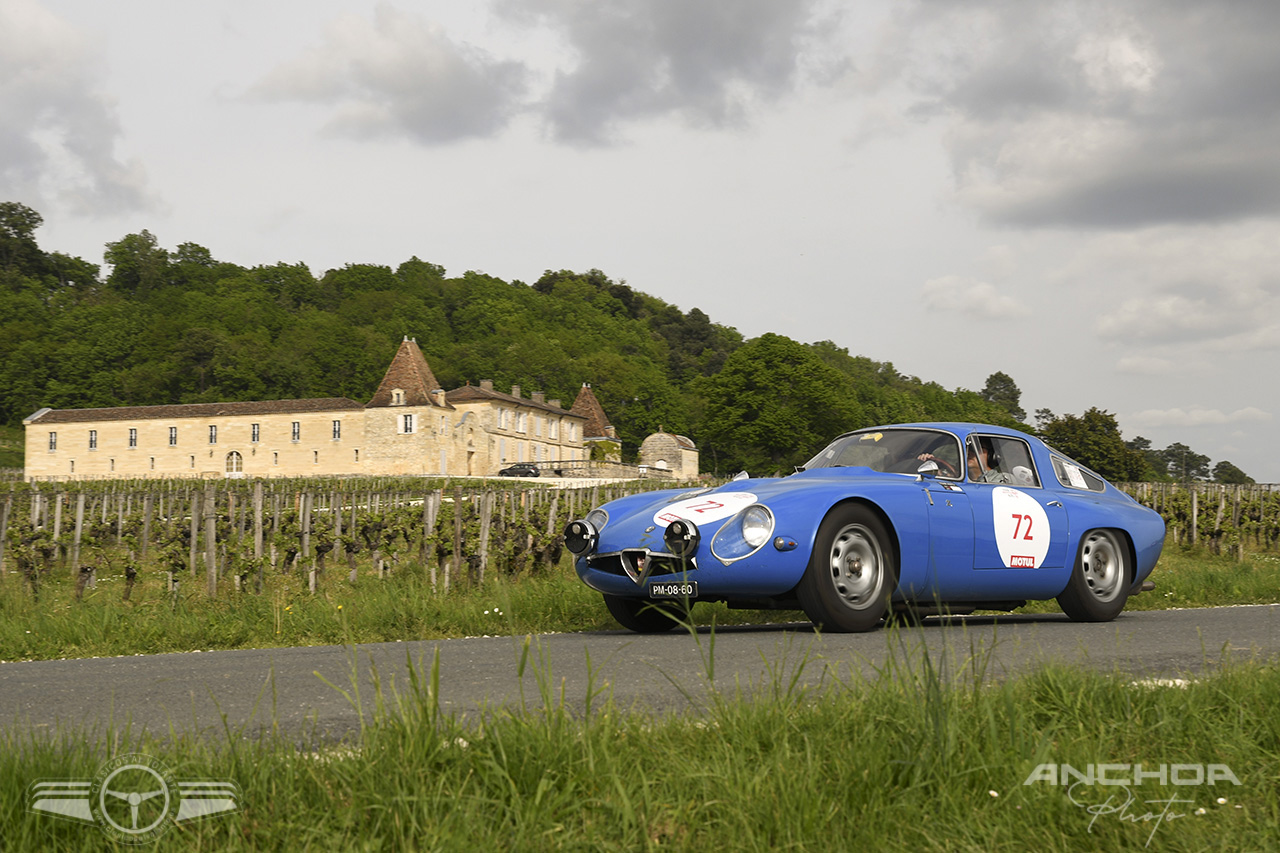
[649,581,697,599]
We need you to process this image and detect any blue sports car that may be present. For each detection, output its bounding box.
[564,423,1166,633]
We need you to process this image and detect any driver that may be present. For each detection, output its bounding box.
[967,439,1015,484]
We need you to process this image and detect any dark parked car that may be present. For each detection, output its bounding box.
[498,463,540,477]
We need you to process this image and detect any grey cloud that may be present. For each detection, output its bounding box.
[251,4,528,144]
[500,0,823,144]
[883,0,1280,228]
[0,1,153,215]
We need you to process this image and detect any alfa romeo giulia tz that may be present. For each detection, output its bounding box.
[564,423,1165,632]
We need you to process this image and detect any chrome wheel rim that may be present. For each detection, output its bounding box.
[1080,531,1125,603]
[827,523,884,610]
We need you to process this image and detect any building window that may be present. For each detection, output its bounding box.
[332,420,341,440]
[354,449,360,462]
[88,430,98,450]
[291,421,300,442]
[517,412,527,433]
[190,455,195,468]
[401,413,414,434]
[48,432,57,451]
[169,427,177,446]
[273,451,278,466]
[535,416,542,437]
[110,458,115,472]
[226,451,243,474]
[149,457,155,470]
[128,428,137,448]
[313,450,319,464]
[209,425,218,444]
[392,389,404,405]
[549,419,558,439]
[251,423,260,443]
[70,460,75,474]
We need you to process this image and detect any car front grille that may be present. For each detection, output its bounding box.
[587,549,697,584]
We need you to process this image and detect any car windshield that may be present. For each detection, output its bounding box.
[800,428,964,478]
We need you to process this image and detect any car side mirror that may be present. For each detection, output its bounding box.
[916,459,939,480]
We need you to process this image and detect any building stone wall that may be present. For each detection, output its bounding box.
[23,342,592,482]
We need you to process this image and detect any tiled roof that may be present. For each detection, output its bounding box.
[28,398,365,424]
[447,385,584,418]
[570,384,614,439]
[367,338,451,408]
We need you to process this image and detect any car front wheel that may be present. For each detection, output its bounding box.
[1057,529,1131,622]
[797,504,898,632]
[602,594,689,633]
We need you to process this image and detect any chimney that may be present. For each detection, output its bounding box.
[431,388,446,406]
[480,379,493,392]
[548,399,561,409]
[532,391,545,404]
[511,384,521,399]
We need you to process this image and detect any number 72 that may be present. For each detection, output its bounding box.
[1011,513,1034,540]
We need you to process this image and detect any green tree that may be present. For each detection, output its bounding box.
[699,333,865,475]
[980,371,1026,421]
[1037,408,1150,481]
[0,201,46,274]
[1160,443,1211,482]
[1212,460,1254,485]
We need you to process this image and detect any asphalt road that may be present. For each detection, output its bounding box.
[3,605,1278,744]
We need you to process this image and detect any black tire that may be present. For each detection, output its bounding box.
[797,504,898,632]
[1057,529,1131,622]
[602,594,689,633]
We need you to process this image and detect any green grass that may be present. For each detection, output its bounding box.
[3,544,1279,662]
[2,629,1277,850]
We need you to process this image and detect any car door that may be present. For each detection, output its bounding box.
[965,435,1069,570]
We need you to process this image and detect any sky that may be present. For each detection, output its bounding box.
[3,0,1279,479]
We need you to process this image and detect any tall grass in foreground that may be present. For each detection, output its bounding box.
[2,543,1278,662]
[2,631,1278,851]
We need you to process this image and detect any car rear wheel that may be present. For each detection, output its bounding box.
[797,504,897,632]
[602,594,689,633]
[1057,529,1131,622]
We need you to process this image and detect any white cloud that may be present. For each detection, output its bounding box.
[0,0,153,214]
[922,275,1029,320]
[1129,406,1271,428]
[251,3,528,144]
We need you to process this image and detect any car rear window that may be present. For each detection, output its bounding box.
[1051,456,1106,492]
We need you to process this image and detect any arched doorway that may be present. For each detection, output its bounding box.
[226,451,244,477]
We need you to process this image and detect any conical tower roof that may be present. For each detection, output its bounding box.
[570,383,615,439]
[368,337,449,407]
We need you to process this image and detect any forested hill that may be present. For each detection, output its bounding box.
[0,202,1023,474]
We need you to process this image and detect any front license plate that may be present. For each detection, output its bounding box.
[649,581,697,599]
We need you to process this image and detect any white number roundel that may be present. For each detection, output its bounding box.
[991,487,1051,569]
[653,492,758,527]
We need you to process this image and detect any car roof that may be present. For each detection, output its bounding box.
[847,422,1038,441]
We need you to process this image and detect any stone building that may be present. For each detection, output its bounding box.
[638,430,700,479]
[23,338,589,481]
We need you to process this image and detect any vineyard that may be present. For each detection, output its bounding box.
[0,477,684,602]
[1,477,1277,604]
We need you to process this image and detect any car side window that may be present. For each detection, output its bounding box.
[1051,456,1106,492]
[968,435,1041,486]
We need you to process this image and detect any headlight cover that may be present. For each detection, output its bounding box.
[710,504,775,565]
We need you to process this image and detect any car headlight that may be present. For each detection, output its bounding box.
[585,508,608,531]
[563,520,597,556]
[663,518,700,559]
[710,504,775,564]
